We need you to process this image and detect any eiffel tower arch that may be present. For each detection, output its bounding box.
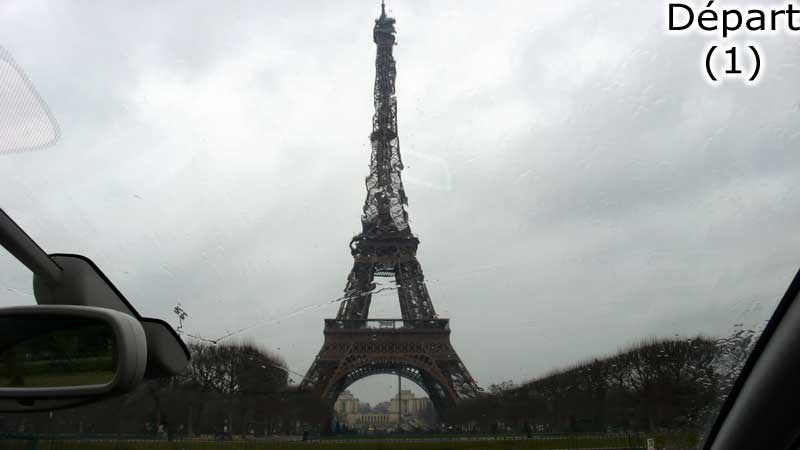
[301,2,480,415]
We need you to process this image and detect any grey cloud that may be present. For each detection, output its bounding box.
[0,1,797,399]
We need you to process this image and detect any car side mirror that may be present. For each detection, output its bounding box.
[0,305,147,412]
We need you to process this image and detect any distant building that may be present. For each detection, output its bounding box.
[372,401,390,414]
[335,389,434,432]
[334,390,369,422]
[389,390,432,416]
[347,413,396,432]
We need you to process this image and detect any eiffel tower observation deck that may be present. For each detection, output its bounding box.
[301,2,480,414]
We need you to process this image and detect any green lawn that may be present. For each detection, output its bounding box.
[31,436,646,450]
[14,432,703,450]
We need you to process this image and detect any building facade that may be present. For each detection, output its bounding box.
[334,390,368,419]
[334,389,433,432]
[389,389,432,415]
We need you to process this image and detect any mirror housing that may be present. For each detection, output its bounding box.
[140,318,190,379]
[0,305,147,412]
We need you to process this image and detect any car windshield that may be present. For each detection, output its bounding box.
[0,2,796,449]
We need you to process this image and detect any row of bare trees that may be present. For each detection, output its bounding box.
[446,333,756,434]
[0,331,759,436]
[0,341,328,436]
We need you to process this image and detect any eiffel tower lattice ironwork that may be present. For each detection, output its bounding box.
[300,2,480,414]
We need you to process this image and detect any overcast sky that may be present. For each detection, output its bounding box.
[1,0,799,405]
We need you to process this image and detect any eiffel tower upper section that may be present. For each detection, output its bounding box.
[335,2,437,321]
[361,1,409,239]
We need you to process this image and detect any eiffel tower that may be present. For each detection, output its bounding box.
[301,2,480,414]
